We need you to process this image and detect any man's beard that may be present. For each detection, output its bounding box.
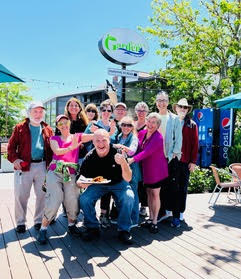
[29,116,44,125]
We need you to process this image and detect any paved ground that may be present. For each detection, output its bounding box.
[0,172,241,279]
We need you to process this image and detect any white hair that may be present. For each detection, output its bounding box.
[146,112,162,128]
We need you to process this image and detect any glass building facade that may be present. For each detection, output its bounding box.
[43,89,107,129]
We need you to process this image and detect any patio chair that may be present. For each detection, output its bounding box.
[229,163,241,203]
[208,166,240,206]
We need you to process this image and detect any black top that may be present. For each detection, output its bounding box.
[136,124,146,133]
[78,145,123,185]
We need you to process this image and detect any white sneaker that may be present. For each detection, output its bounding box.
[139,207,147,217]
[180,213,184,221]
[130,223,139,229]
[157,211,172,223]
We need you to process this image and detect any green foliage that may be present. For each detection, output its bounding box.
[189,166,232,193]
[0,83,31,138]
[140,0,241,108]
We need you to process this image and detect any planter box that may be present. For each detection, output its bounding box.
[0,157,14,172]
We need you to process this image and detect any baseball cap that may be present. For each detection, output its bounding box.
[56,114,69,123]
[115,102,127,109]
[28,101,45,110]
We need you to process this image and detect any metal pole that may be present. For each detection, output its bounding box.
[229,85,234,146]
[121,64,126,103]
[5,89,9,138]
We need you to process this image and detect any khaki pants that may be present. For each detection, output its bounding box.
[44,171,80,222]
[14,161,46,226]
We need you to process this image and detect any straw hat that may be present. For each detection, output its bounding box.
[172,98,193,113]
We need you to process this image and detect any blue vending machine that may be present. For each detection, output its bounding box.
[218,109,232,167]
[193,108,214,168]
[193,108,233,168]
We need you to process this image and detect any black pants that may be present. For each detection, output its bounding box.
[177,162,190,213]
[159,157,181,218]
[138,181,148,207]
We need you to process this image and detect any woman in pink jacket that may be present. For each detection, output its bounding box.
[128,112,168,233]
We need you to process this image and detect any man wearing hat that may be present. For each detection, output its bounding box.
[8,101,53,233]
[173,98,198,222]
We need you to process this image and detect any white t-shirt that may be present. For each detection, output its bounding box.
[158,114,169,157]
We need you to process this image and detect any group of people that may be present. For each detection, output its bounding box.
[7,91,199,245]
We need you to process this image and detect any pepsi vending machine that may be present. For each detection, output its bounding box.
[193,108,214,167]
[193,108,233,168]
[217,109,232,167]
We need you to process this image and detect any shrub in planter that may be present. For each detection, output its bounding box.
[188,166,232,194]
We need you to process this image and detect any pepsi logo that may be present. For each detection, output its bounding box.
[197,111,203,121]
[222,117,230,130]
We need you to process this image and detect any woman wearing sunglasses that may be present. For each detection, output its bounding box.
[114,116,141,227]
[84,99,116,148]
[56,97,89,216]
[85,103,99,122]
[37,114,93,244]
[128,113,168,233]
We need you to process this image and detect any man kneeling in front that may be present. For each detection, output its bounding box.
[77,129,134,244]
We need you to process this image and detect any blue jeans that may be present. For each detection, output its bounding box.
[130,180,139,225]
[79,180,134,232]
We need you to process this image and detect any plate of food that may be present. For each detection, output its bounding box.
[77,175,111,184]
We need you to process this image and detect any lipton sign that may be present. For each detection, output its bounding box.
[98,28,148,65]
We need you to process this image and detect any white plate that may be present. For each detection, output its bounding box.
[78,180,111,184]
[77,175,111,184]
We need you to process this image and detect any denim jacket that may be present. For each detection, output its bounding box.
[165,111,182,162]
[116,132,142,185]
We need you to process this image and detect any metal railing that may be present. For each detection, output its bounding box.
[0,141,8,170]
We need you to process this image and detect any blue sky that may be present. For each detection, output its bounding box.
[1,0,201,101]
[1,0,164,101]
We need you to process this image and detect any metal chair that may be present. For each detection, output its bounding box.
[208,166,240,206]
[229,163,241,203]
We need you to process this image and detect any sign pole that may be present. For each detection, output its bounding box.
[121,64,126,103]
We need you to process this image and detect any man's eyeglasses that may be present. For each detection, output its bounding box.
[177,105,189,110]
[87,109,96,113]
[157,99,168,103]
[102,109,112,112]
[121,123,133,128]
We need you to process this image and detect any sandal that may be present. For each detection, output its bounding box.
[141,219,152,228]
[149,223,159,234]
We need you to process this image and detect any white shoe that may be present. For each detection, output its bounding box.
[179,213,184,221]
[157,211,172,223]
[139,207,147,217]
[130,223,139,229]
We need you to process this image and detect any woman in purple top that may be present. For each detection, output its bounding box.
[128,112,168,233]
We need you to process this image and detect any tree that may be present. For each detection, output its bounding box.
[141,0,241,108]
[0,83,31,138]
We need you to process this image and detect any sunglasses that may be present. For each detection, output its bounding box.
[102,109,112,112]
[121,123,133,128]
[136,110,147,113]
[57,120,70,127]
[87,109,96,113]
[177,105,189,109]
